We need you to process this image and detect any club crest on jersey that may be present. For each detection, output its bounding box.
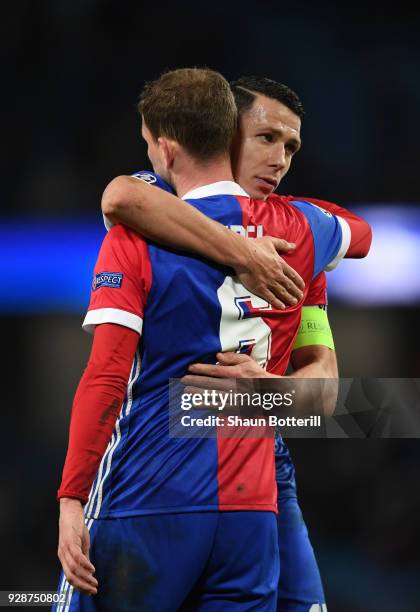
[93,272,123,290]
[131,172,157,185]
[234,295,272,320]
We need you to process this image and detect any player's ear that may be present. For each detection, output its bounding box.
[157,137,175,170]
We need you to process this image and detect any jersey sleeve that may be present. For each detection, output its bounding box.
[103,170,175,231]
[289,196,372,259]
[289,199,351,276]
[82,224,152,335]
[304,272,328,306]
[57,323,139,503]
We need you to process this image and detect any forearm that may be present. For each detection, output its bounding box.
[58,323,139,503]
[288,345,338,415]
[58,370,125,502]
[289,348,338,379]
[102,175,250,269]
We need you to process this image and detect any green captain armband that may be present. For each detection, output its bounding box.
[293,306,335,350]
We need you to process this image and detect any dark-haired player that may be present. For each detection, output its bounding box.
[101,76,371,611]
[56,70,369,611]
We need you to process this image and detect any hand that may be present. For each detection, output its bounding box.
[235,237,304,310]
[58,498,98,596]
[181,353,278,414]
[181,353,271,400]
[185,352,277,380]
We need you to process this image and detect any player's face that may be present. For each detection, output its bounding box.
[232,95,301,200]
[141,121,170,181]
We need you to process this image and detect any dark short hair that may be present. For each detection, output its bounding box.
[231,76,305,118]
[138,68,237,161]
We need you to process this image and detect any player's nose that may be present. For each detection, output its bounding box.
[268,144,287,170]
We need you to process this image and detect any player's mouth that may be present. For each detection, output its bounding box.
[255,176,278,194]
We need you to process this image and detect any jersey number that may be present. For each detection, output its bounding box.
[217,277,272,368]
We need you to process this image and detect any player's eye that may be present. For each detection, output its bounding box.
[286,144,298,155]
[259,133,274,143]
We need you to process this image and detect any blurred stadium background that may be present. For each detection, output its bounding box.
[2,2,420,610]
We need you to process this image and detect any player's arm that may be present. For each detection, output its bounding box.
[290,271,337,379]
[101,175,305,310]
[58,323,138,596]
[288,195,372,258]
[57,225,148,596]
[288,287,339,414]
[185,349,337,417]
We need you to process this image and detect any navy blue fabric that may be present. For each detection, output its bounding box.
[54,512,279,611]
[277,497,326,610]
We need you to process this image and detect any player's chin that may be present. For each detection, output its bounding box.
[251,188,271,201]
[251,179,275,200]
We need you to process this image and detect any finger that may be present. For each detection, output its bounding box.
[61,549,98,592]
[68,543,96,573]
[279,276,304,301]
[67,559,98,589]
[63,543,97,582]
[258,287,286,310]
[270,238,296,253]
[65,569,98,597]
[282,264,305,291]
[270,282,300,307]
[215,352,252,365]
[188,363,237,378]
[181,374,235,391]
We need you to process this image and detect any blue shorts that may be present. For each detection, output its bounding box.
[277,497,326,611]
[54,511,279,611]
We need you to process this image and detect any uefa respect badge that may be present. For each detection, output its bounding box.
[93,272,124,291]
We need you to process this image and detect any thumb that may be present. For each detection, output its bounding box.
[269,237,296,253]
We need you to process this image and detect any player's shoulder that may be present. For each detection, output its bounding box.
[106,223,147,250]
[265,193,292,207]
[284,194,334,219]
[265,193,310,214]
[264,193,309,224]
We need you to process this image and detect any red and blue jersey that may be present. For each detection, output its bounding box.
[82,175,350,518]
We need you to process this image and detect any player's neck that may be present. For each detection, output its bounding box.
[172,155,235,199]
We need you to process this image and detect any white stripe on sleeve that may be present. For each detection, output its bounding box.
[82,308,143,334]
[324,216,351,271]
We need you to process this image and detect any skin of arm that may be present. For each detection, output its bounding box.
[290,344,338,379]
[289,344,339,416]
[101,175,305,309]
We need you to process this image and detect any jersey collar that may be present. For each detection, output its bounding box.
[181,181,249,201]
